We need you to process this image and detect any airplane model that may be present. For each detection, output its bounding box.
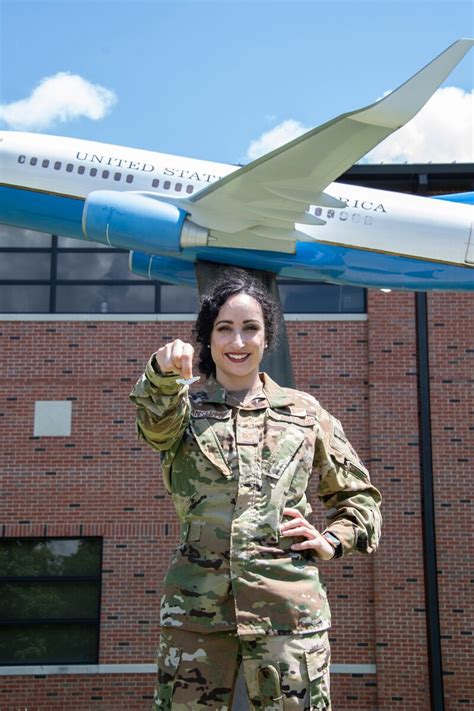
[0,39,473,292]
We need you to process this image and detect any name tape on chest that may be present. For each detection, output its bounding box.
[191,408,231,420]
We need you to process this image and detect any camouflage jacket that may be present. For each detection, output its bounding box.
[130,356,382,637]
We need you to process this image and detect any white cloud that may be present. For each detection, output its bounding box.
[363,86,473,163]
[0,72,117,131]
[246,86,473,165]
[246,119,309,160]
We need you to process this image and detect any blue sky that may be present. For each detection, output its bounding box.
[1,0,473,164]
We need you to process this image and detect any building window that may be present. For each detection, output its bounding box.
[0,226,367,315]
[0,537,102,665]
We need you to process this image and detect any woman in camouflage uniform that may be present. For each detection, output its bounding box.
[130,270,382,710]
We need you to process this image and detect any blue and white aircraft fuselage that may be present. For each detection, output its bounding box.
[1,39,473,291]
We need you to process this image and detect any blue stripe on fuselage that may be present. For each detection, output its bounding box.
[0,185,85,240]
[433,191,474,205]
[0,185,473,291]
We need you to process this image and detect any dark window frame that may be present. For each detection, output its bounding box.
[0,234,367,314]
[0,536,102,666]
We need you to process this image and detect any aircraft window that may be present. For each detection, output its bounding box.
[42,159,50,168]
[102,170,110,179]
[54,161,61,170]
[114,172,121,181]
[164,180,171,190]
[66,163,74,173]
[186,185,194,194]
[78,166,85,175]
[90,168,98,177]
[152,179,159,188]
[30,157,38,166]
[126,175,134,184]
[175,183,182,192]
[18,155,26,164]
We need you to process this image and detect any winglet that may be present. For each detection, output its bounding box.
[353,38,474,129]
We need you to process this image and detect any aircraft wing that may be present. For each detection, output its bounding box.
[177,38,473,245]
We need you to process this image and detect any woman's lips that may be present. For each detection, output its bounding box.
[225,353,250,362]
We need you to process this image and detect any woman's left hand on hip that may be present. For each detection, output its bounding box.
[280,508,335,560]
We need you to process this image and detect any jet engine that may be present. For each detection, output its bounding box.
[82,190,209,254]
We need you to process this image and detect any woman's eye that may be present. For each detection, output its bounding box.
[217,326,231,332]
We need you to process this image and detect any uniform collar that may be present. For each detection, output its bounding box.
[201,372,294,408]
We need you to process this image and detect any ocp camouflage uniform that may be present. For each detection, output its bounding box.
[130,356,382,710]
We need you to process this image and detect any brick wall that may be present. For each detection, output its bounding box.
[1,290,473,710]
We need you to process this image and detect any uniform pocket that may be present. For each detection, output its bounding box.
[154,635,182,709]
[305,633,331,710]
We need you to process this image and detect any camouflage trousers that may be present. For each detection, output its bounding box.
[153,627,331,710]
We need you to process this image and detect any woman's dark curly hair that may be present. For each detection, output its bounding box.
[194,268,280,378]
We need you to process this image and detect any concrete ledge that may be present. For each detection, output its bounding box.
[0,313,367,322]
[0,662,376,676]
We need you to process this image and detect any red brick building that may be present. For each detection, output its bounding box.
[1,165,473,710]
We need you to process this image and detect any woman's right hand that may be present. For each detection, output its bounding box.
[154,339,195,380]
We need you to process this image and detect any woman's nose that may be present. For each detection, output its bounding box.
[232,332,245,348]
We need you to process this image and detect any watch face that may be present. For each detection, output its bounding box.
[324,532,340,548]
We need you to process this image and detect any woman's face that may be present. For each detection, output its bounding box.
[210,292,266,390]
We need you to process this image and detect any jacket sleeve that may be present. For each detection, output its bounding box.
[129,353,191,453]
[313,409,382,558]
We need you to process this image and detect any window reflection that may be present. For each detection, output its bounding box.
[0,253,50,279]
[0,225,51,247]
[0,538,101,665]
[56,284,155,313]
[0,285,50,312]
[161,284,199,313]
[57,252,147,280]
